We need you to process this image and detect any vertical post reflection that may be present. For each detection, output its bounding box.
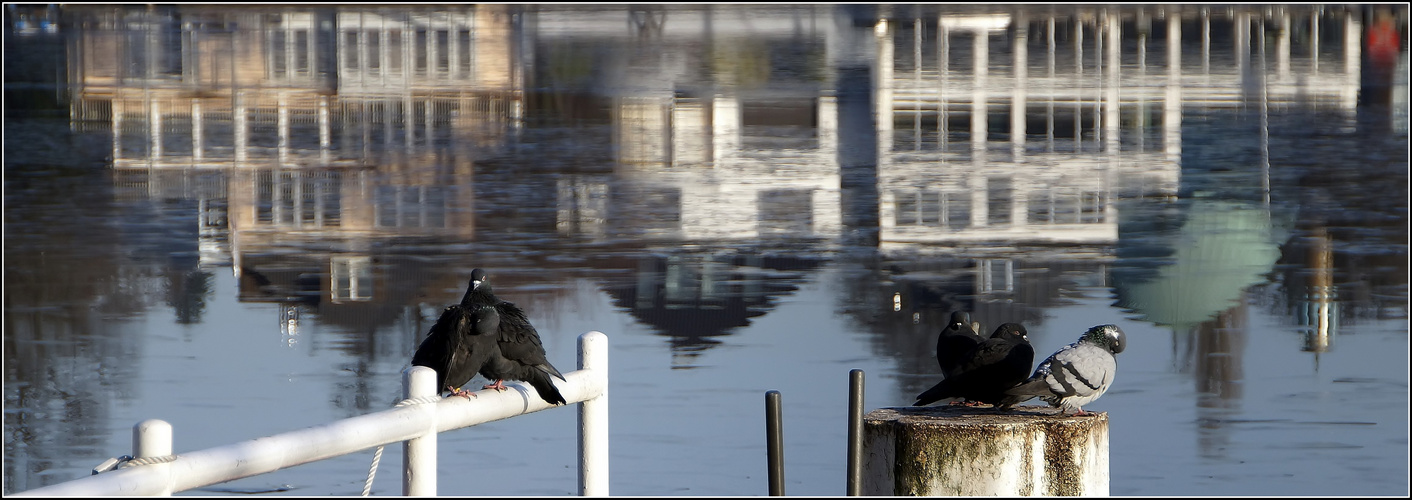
[937,20,949,152]
[1300,227,1337,370]
[1046,16,1055,153]
[1104,11,1119,154]
[834,11,880,247]
[1165,11,1182,163]
[876,20,894,154]
[193,99,204,162]
[1011,12,1027,160]
[972,29,988,150]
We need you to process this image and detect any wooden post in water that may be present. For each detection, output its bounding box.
[862,406,1108,496]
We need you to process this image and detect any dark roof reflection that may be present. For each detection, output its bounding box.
[598,251,825,368]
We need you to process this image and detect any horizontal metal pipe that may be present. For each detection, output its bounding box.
[16,332,609,497]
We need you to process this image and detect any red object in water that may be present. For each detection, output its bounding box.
[1366,18,1400,67]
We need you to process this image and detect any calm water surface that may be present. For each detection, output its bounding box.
[4,4,1408,496]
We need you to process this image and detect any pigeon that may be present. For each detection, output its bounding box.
[461,268,568,406]
[411,304,502,398]
[914,323,1034,407]
[1001,324,1127,416]
[935,311,985,379]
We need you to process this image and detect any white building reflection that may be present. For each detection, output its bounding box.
[63,4,1379,360]
[70,5,513,313]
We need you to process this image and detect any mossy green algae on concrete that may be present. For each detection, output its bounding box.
[862,405,1108,496]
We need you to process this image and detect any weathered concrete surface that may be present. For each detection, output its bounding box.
[862,405,1108,496]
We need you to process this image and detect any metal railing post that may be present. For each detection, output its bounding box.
[16,332,611,497]
[578,331,609,496]
[766,390,784,496]
[403,366,438,496]
[134,419,174,496]
[846,369,864,496]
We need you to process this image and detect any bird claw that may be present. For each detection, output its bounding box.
[482,381,507,392]
[448,386,477,399]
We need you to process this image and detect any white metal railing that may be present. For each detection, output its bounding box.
[14,331,609,497]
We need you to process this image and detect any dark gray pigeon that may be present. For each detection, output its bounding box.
[462,268,568,406]
[1001,324,1127,415]
[411,304,502,398]
[914,323,1034,407]
[935,311,984,379]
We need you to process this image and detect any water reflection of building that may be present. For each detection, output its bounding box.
[4,155,154,493]
[598,252,823,368]
[67,5,523,170]
[62,3,1389,338]
[52,4,1399,382]
[66,5,520,328]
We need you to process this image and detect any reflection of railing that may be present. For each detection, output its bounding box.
[14,332,610,497]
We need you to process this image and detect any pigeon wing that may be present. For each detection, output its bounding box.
[493,300,566,382]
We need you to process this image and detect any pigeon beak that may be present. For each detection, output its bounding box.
[472,279,483,290]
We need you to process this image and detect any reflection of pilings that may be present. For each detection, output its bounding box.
[1259,19,1271,205]
[278,94,290,164]
[1165,14,1182,163]
[713,95,740,159]
[837,64,880,246]
[1277,10,1291,78]
[1300,228,1337,368]
[1231,10,1253,99]
[193,100,204,162]
[938,21,948,152]
[1104,11,1119,154]
[150,98,163,159]
[1045,17,1054,152]
[112,100,123,162]
[912,18,923,150]
[318,96,330,162]
[234,93,248,164]
[972,29,987,150]
[876,20,894,154]
[1343,13,1361,111]
[1196,304,1247,410]
[1202,8,1211,75]
[1011,12,1026,159]
[1092,14,1102,144]
[1074,19,1083,150]
[1310,12,1320,74]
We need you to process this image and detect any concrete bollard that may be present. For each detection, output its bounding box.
[862,405,1108,496]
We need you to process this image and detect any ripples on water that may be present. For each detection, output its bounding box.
[4,4,1408,496]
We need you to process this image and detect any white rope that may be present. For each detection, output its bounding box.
[361,394,445,496]
[92,454,179,475]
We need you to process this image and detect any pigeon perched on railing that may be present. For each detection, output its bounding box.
[1001,324,1127,416]
[914,323,1034,407]
[411,304,502,398]
[935,311,984,380]
[461,268,568,406]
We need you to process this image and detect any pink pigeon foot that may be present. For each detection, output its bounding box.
[448,386,477,399]
[482,380,508,392]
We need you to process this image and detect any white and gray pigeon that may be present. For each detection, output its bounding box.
[1001,324,1126,416]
